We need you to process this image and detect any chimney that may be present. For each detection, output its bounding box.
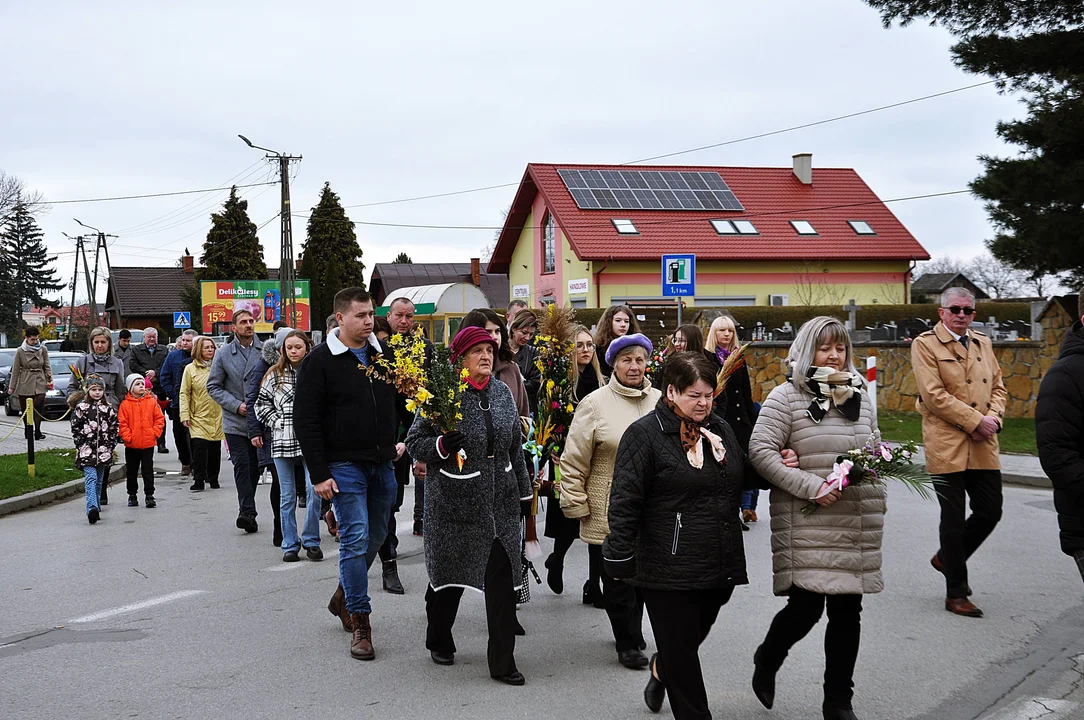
[182,255,194,274]
[792,153,813,185]
[470,257,481,287]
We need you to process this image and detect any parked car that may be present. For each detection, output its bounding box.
[0,348,16,411]
[4,351,83,420]
[111,329,144,346]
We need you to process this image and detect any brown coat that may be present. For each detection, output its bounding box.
[9,345,52,397]
[749,381,885,596]
[911,323,1007,474]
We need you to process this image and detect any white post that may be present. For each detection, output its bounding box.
[866,355,878,424]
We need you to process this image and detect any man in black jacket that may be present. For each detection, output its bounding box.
[295,288,406,661]
[129,327,169,453]
[1036,288,1084,582]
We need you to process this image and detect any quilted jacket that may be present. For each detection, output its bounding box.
[254,366,302,458]
[560,375,660,544]
[180,360,223,442]
[603,399,749,591]
[71,400,118,469]
[748,380,885,596]
[118,392,165,450]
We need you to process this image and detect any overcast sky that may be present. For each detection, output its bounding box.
[1,0,1025,306]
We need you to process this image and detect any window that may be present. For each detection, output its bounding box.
[612,219,639,235]
[847,220,876,235]
[790,220,818,235]
[711,219,758,235]
[542,212,556,273]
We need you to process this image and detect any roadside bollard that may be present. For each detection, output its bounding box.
[25,397,36,477]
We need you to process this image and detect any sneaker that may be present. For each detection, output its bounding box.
[283,550,300,563]
[145,496,156,508]
[88,507,100,524]
[306,546,324,561]
[128,495,139,507]
[236,514,258,533]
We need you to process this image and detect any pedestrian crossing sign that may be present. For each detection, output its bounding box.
[173,311,191,329]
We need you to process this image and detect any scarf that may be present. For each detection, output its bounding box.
[92,352,112,365]
[715,346,731,365]
[795,364,863,423]
[663,396,727,469]
[20,340,42,354]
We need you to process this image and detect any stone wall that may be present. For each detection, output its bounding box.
[743,340,1046,418]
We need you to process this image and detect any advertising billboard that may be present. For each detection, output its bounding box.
[201,280,311,333]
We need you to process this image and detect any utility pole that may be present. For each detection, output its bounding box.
[75,219,117,327]
[238,135,302,327]
[64,234,85,338]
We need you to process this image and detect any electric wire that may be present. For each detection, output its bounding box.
[46,181,277,205]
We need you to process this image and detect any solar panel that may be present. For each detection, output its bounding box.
[558,169,744,212]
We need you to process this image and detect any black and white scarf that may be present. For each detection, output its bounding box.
[793,364,863,423]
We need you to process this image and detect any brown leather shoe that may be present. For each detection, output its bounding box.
[945,597,984,618]
[327,584,352,633]
[350,613,375,660]
[931,554,973,595]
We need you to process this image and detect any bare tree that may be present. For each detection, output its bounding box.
[914,255,967,280]
[791,262,833,306]
[0,171,46,222]
[966,253,1026,298]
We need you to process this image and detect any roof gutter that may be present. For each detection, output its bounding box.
[594,256,612,307]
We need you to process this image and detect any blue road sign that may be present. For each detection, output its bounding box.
[173,311,191,329]
[661,254,696,297]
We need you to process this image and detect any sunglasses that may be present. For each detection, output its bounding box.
[942,306,976,316]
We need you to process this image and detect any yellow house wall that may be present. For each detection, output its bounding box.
[507,211,535,304]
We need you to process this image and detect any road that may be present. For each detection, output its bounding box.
[1,427,1082,720]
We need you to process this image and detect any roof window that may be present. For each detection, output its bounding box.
[711,219,758,235]
[790,220,818,235]
[848,220,876,235]
[612,219,639,235]
[733,220,759,235]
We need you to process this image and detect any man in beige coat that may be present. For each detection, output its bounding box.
[912,287,1007,618]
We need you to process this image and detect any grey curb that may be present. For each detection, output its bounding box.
[0,464,127,518]
[1001,472,1051,490]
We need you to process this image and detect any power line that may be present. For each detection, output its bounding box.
[295,189,971,232]
[47,181,278,205]
[341,79,998,209]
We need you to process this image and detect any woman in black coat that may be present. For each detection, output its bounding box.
[604,351,749,720]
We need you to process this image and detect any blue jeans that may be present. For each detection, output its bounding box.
[275,458,320,554]
[84,465,109,514]
[330,461,397,615]
[741,489,759,511]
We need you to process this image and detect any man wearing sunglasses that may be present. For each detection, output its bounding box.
[912,287,1007,619]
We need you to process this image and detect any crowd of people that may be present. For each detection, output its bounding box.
[50,281,1083,720]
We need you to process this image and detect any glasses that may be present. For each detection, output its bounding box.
[575,342,595,350]
[942,306,976,316]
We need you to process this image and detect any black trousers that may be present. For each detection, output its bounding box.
[587,542,604,595]
[190,438,221,487]
[124,447,155,497]
[378,454,410,561]
[599,556,645,652]
[642,586,734,720]
[757,587,863,707]
[168,408,191,465]
[934,469,1003,598]
[225,433,260,518]
[425,539,518,677]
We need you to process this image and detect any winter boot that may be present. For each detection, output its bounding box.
[350,613,375,660]
[382,560,405,595]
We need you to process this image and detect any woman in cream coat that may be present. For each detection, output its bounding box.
[747,316,884,720]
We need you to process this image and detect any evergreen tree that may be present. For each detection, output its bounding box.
[298,183,365,324]
[393,252,412,264]
[199,187,268,280]
[865,1,1084,283]
[0,200,63,315]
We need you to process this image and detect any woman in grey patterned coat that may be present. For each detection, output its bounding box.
[405,326,532,686]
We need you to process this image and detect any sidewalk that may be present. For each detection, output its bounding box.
[908,446,1049,489]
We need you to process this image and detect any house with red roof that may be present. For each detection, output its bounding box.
[487,155,930,308]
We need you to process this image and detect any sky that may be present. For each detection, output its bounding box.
[0,0,1027,308]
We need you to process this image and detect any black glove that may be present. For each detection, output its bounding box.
[520,499,533,518]
[439,431,465,457]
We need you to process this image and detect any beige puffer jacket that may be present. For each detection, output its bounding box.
[560,375,660,545]
[748,380,885,596]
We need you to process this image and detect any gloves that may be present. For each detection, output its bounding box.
[438,431,465,457]
[520,499,533,518]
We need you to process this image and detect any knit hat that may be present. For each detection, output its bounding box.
[605,333,653,366]
[274,326,294,348]
[126,374,145,393]
[85,374,106,389]
[450,326,498,364]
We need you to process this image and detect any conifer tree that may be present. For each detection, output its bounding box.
[0,199,63,317]
[298,183,365,323]
[393,252,412,264]
[199,187,268,280]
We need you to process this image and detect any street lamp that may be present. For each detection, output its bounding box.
[238,134,301,329]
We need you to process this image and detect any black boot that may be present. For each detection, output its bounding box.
[752,647,777,710]
[823,703,858,720]
[382,560,405,594]
[545,554,564,594]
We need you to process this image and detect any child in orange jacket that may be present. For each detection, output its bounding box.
[119,374,165,508]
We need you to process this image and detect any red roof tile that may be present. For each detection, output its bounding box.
[488,163,929,273]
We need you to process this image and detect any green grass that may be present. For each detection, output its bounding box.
[0,448,84,500]
[878,410,1037,456]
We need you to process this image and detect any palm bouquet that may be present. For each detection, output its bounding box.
[802,440,937,514]
[713,343,751,398]
[529,305,576,472]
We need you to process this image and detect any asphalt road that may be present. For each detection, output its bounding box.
[2,427,1082,720]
